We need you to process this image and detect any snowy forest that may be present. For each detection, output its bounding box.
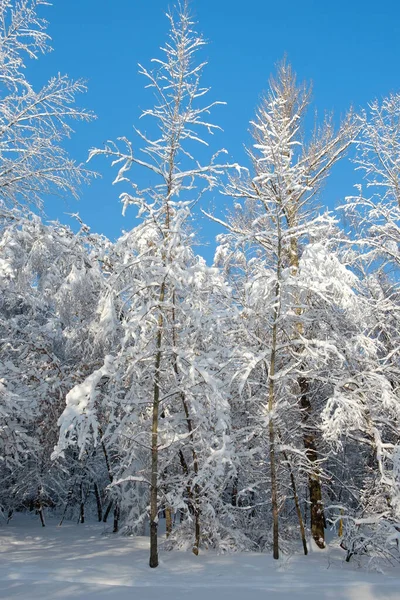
[0,0,400,578]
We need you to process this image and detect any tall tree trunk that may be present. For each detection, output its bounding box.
[267,232,282,561]
[299,376,325,548]
[165,507,173,538]
[149,281,165,569]
[101,438,113,485]
[280,444,308,555]
[59,485,75,526]
[231,477,239,507]
[172,291,201,556]
[36,486,45,527]
[94,482,103,522]
[103,499,113,523]
[99,430,119,530]
[288,230,326,550]
[268,330,279,560]
[180,394,201,556]
[113,502,120,533]
[79,481,85,524]
[38,506,45,527]
[338,509,344,538]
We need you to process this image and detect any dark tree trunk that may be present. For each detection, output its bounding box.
[94,482,103,522]
[269,414,279,560]
[59,487,74,527]
[267,270,281,561]
[281,445,308,555]
[103,500,113,523]
[38,506,45,527]
[173,292,201,557]
[79,481,85,524]
[113,502,120,533]
[193,508,200,556]
[231,477,238,507]
[149,288,164,569]
[299,377,325,549]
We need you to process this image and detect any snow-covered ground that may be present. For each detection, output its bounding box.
[0,516,400,599]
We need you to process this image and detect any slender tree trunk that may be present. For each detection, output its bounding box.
[181,393,201,556]
[172,292,201,556]
[193,508,200,556]
[99,430,118,529]
[179,449,195,513]
[299,377,325,549]
[267,232,282,561]
[281,444,308,555]
[103,499,113,523]
[231,477,239,507]
[38,506,45,527]
[79,481,85,524]
[101,439,113,480]
[113,502,120,533]
[165,507,173,538]
[304,486,308,529]
[36,486,46,527]
[288,230,326,550]
[149,281,165,569]
[59,486,74,526]
[94,482,103,522]
[338,509,344,538]
[268,338,279,560]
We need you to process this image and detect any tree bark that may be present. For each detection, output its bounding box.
[288,227,326,550]
[180,393,201,556]
[268,335,279,560]
[267,231,282,561]
[338,509,344,538]
[94,482,103,522]
[165,507,173,538]
[149,281,165,569]
[172,292,201,556]
[38,506,45,527]
[113,502,120,533]
[79,481,85,524]
[281,445,308,555]
[103,499,113,523]
[299,376,325,549]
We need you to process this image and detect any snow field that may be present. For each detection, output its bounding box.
[0,516,400,599]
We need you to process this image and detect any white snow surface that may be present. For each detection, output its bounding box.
[0,516,400,599]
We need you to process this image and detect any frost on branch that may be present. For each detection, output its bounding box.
[0,1,94,210]
[53,356,114,460]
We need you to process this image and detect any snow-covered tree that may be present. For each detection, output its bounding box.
[0,0,92,210]
[211,61,357,557]
[2,0,398,570]
[323,94,400,560]
[0,209,110,522]
[55,1,237,567]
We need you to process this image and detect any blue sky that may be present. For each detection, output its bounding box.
[30,0,400,261]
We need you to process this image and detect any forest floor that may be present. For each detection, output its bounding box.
[0,515,400,599]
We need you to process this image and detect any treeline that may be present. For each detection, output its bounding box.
[0,0,399,568]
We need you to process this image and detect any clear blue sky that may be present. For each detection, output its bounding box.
[30,0,400,261]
